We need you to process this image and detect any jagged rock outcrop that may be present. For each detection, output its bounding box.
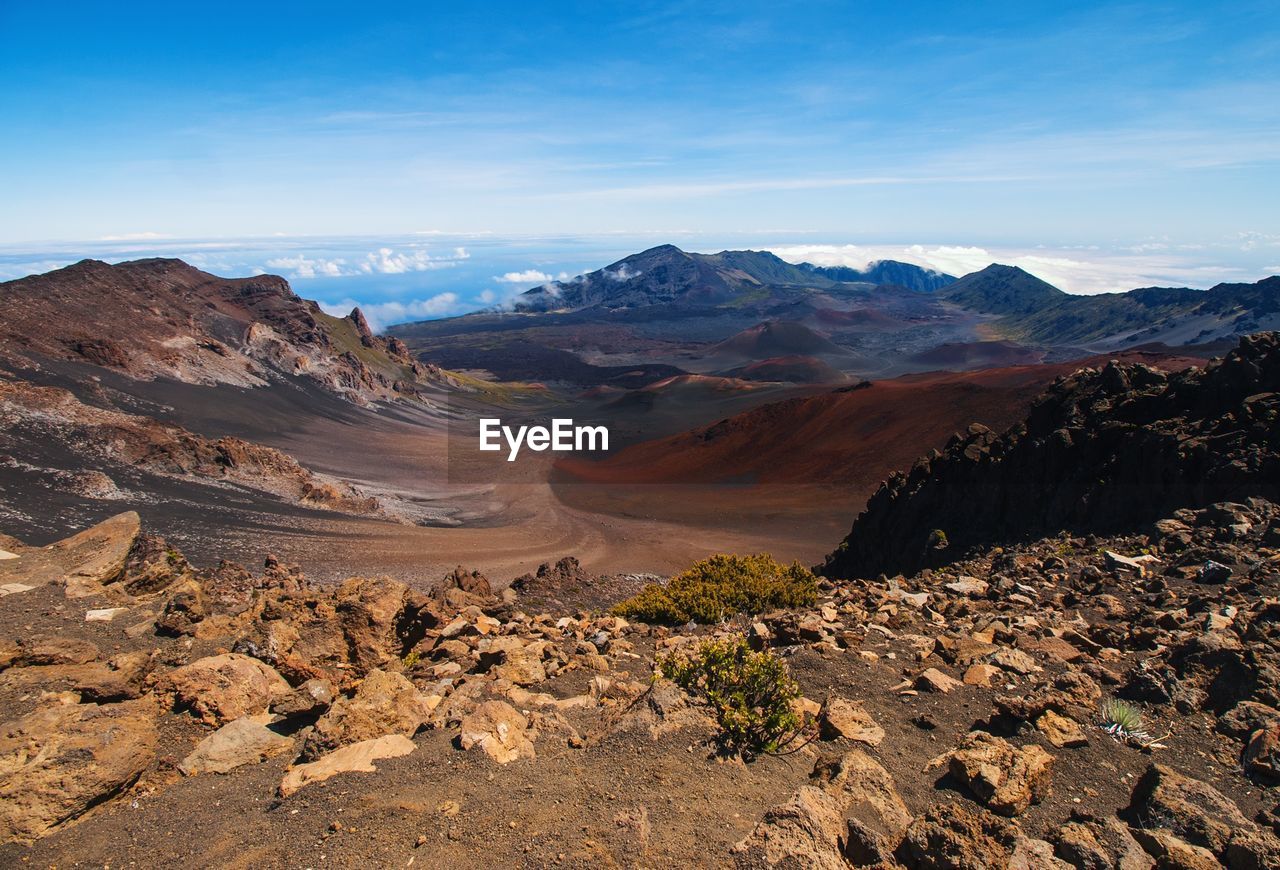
[825,332,1280,578]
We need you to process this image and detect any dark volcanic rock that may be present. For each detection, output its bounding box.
[824,332,1280,579]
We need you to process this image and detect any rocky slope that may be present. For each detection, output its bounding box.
[3,489,1280,867]
[0,258,441,405]
[0,372,383,517]
[825,331,1280,579]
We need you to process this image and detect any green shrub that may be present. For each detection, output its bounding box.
[659,635,803,756]
[613,553,818,624]
[1099,697,1147,739]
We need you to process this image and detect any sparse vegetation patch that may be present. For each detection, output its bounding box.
[613,553,818,624]
[658,635,804,756]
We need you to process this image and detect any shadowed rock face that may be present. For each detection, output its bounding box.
[824,332,1280,579]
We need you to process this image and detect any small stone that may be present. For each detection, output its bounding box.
[1198,561,1232,583]
[458,700,536,764]
[84,607,129,623]
[819,698,884,746]
[279,734,416,797]
[987,648,1040,675]
[916,668,962,693]
[964,664,1000,687]
[945,576,989,597]
[1104,550,1157,577]
[1036,710,1088,748]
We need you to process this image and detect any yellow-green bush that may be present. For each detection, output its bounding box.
[613,553,818,624]
[659,635,803,756]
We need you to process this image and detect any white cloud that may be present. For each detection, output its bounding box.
[318,293,463,331]
[265,255,347,278]
[0,259,73,280]
[495,269,553,283]
[359,246,469,274]
[98,231,171,241]
[603,264,639,281]
[263,246,470,279]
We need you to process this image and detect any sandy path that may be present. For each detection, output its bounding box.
[256,474,836,587]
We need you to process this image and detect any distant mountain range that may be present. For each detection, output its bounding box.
[501,246,1278,352]
[513,244,952,312]
[393,244,1278,385]
[3,247,1276,397]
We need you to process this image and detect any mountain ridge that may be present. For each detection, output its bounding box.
[0,258,442,405]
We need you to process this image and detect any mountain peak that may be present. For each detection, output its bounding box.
[514,245,827,312]
[938,263,1065,315]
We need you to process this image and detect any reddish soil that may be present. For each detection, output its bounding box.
[556,352,1204,491]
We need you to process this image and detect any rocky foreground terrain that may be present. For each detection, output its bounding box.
[0,334,1279,868]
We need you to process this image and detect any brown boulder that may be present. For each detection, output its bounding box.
[179,716,294,775]
[121,533,196,596]
[271,678,335,719]
[161,653,290,726]
[0,699,157,843]
[1122,763,1280,865]
[1036,710,1088,749]
[279,734,417,798]
[1243,722,1280,783]
[895,802,1020,870]
[236,575,436,688]
[458,700,536,764]
[18,636,100,667]
[302,668,431,761]
[732,785,849,870]
[1128,828,1220,870]
[155,578,207,636]
[948,731,1054,817]
[812,749,912,865]
[335,576,435,675]
[75,650,154,702]
[819,698,885,745]
[917,667,963,693]
[0,511,139,598]
[478,636,547,686]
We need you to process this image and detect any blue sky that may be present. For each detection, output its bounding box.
[0,2,1276,321]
